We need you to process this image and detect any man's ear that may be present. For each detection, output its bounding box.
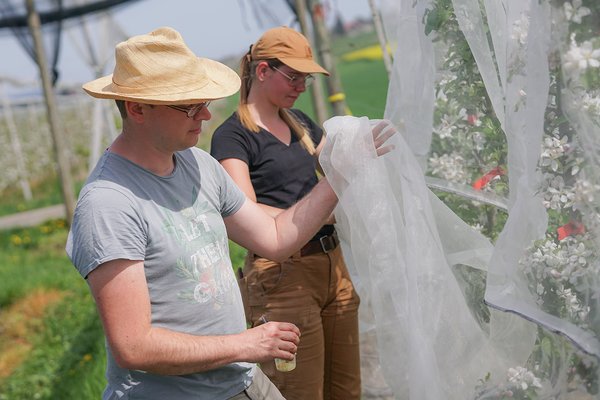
[125,101,146,123]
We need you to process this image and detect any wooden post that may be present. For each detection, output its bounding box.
[307,0,348,116]
[368,0,393,78]
[294,0,329,125]
[26,0,76,226]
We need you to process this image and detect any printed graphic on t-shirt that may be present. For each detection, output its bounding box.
[162,198,236,309]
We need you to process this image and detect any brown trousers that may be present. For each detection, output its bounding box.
[238,246,361,400]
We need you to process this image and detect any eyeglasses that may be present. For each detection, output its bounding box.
[167,102,211,118]
[270,66,314,88]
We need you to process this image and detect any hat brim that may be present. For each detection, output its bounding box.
[82,58,241,105]
[279,57,330,76]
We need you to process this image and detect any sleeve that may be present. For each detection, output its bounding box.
[210,116,252,165]
[291,109,324,146]
[66,185,147,279]
[200,152,246,217]
[218,166,247,218]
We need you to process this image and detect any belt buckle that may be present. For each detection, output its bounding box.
[319,234,334,253]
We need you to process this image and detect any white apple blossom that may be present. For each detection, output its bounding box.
[438,73,458,87]
[433,106,467,139]
[470,223,484,232]
[521,238,561,282]
[563,39,600,73]
[540,135,568,172]
[581,91,600,115]
[472,131,486,152]
[557,285,589,320]
[542,185,575,211]
[541,174,575,211]
[429,152,469,184]
[436,89,448,102]
[573,179,600,208]
[564,0,591,24]
[507,366,542,391]
[434,113,458,139]
[521,235,596,303]
[0,100,93,193]
[563,239,596,287]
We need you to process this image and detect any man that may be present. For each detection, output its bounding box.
[67,27,393,400]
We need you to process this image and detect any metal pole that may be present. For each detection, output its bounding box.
[308,0,348,116]
[295,0,328,125]
[26,0,76,226]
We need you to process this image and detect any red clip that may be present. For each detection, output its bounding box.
[557,221,586,241]
[313,3,325,18]
[472,167,505,190]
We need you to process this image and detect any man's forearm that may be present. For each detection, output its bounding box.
[111,327,248,375]
[225,178,338,261]
[271,178,337,260]
[111,321,298,375]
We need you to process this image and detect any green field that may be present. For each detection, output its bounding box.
[0,221,105,399]
[0,29,386,398]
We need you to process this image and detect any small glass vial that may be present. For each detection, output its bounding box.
[275,354,296,372]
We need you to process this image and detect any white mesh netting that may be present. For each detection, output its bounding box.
[320,0,600,398]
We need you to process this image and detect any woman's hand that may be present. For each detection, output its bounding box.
[371,119,398,156]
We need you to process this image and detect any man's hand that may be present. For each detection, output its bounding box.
[239,321,300,363]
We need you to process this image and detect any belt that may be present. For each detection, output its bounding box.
[300,231,339,257]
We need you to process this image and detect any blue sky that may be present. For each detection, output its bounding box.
[0,0,372,87]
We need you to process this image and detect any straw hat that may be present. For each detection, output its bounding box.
[250,26,329,75]
[83,27,241,105]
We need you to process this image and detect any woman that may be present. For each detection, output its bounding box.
[210,26,361,400]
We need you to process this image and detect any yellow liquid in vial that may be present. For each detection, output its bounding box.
[275,356,296,372]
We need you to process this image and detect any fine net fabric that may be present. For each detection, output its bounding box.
[442,0,600,375]
[321,117,535,399]
[319,0,600,398]
[455,0,600,358]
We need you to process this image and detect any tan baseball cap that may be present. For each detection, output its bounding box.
[250,26,329,75]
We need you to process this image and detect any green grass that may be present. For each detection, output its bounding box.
[0,176,64,217]
[339,59,389,119]
[1,289,105,400]
[331,30,380,57]
[0,175,87,218]
[0,221,105,399]
[291,56,388,121]
[0,220,72,306]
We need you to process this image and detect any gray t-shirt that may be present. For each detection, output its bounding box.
[66,147,253,400]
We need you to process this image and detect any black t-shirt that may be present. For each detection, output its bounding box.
[211,109,333,240]
[210,109,323,209]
